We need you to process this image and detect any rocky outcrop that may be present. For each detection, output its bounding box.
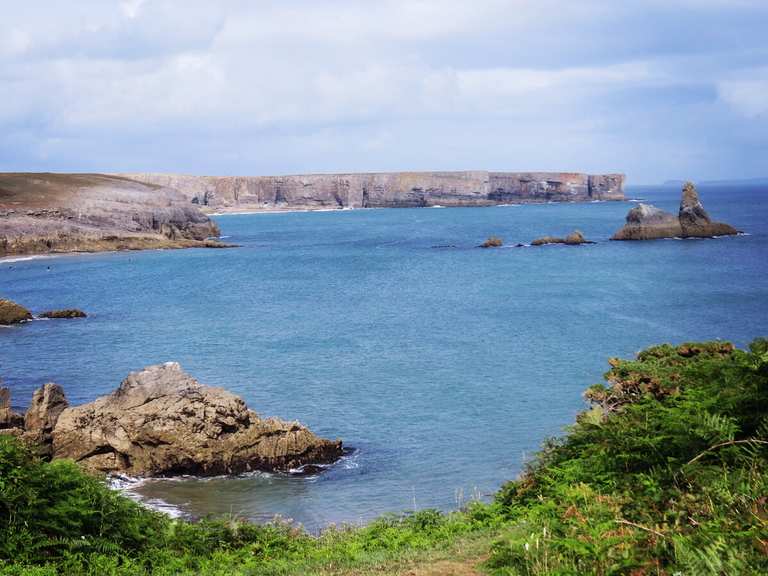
[0,173,230,256]
[38,309,87,319]
[0,299,32,325]
[119,171,626,212]
[612,182,738,241]
[678,182,738,237]
[51,362,342,476]
[479,236,503,248]
[611,204,681,240]
[23,383,68,455]
[531,230,594,246]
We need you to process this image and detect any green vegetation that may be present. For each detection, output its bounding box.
[1,339,766,575]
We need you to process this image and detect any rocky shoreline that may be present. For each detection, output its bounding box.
[0,362,343,477]
[0,173,233,257]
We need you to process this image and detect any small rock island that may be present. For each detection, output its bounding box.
[612,182,738,240]
[0,363,343,477]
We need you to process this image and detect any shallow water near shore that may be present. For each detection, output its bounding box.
[2,185,767,530]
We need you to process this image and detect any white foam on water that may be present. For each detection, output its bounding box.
[0,255,55,263]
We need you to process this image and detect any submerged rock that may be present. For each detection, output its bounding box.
[38,309,87,319]
[0,299,32,325]
[531,230,594,246]
[612,182,738,240]
[51,362,343,476]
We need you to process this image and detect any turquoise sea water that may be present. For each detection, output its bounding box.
[1,185,766,529]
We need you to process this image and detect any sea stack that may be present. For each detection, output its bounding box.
[612,182,738,240]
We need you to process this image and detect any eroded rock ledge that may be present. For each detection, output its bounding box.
[0,363,343,477]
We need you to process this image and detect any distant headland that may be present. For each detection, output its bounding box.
[0,170,624,257]
[119,171,626,213]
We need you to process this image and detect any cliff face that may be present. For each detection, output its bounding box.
[0,173,224,256]
[119,171,625,212]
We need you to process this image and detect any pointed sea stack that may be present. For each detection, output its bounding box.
[678,182,738,238]
[612,182,738,240]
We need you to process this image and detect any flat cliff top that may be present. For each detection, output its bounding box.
[0,173,221,256]
[0,173,162,210]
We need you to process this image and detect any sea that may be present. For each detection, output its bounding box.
[1,185,766,530]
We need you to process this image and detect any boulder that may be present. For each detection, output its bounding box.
[0,385,24,431]
[479,236,503,248]
[23,383,68,455]
[0,299,32,325]
[38,309,88,319]
[52,362,343,476]
[564,230,594,245]
[612,183,738,240]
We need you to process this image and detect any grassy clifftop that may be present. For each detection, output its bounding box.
[1,339,766,575]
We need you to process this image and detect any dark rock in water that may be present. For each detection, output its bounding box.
[479,236,503,248]
[612,182,738,240]
[531,230,594,246]
[51,362,343,477]
[38,309,87,319]
[678,182,738,238]
[0,299,32,325]
[0,385,24,431]
[23,383,68,455]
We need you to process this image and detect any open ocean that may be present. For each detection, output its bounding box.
[2,185,766,530]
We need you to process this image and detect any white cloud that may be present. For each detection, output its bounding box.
[0,0,766,181]
[718,69,768,118]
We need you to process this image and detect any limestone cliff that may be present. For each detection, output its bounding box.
[0,173,227,256]
[119,171,625,212]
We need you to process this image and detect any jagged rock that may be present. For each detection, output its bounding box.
[678,182,738,238]
[531,230,594,246]
[38,309,87,319]
[52,362,343,476]
[23,383,68,454]
[0,385,24,431]
[0,299,33,325]
[612,183,738,240]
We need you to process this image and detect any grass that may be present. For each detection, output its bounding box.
[1,338,767,575]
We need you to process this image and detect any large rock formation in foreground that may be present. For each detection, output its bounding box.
[120,171,625,212]
[0,173,228,256]
[612,182,738,241]
[1,363,343,477]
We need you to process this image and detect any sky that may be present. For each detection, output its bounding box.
[1,0,766,184]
